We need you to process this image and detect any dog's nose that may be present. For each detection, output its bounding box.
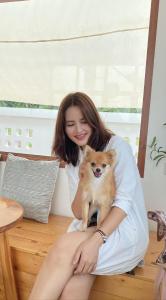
[96,168,101,173]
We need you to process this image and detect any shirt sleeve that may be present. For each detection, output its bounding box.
[110,139,140,215]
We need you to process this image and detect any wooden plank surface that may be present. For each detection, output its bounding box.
[0,197,23,233]
[0,261,5,300]
[93,274,154,300]
[0,151,65,167]
[13,269,155,300]
[7,216,163,278]
[1,215,163,300]
[7,215,73,256]
[90,290,129,300]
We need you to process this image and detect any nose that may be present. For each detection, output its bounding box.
[75,123,82,133]
[96,168,101,173]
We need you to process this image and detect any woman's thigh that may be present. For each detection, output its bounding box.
[50,226,96,262]
[59,273,96,300]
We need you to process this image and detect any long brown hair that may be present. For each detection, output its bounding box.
[52,92,113,166]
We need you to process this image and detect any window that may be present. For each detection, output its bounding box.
[0,0,159,176]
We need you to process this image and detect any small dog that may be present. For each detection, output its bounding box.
[80,145,116,231]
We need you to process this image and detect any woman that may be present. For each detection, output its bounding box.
[29,92,149,300]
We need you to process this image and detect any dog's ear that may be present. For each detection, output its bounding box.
[83,145,94,157]
[106,149,116,163]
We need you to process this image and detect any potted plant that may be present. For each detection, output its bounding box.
[149,123,166,166]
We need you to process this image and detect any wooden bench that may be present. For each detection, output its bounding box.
[0,216,162,300]
[0,151,163,300]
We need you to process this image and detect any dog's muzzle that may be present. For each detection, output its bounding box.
[93,168,102,178]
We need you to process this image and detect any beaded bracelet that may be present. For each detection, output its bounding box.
[95,229,108,243]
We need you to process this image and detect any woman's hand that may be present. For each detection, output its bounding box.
[72,233,103,274]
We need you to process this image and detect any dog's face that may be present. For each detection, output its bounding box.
[84,145,116,178]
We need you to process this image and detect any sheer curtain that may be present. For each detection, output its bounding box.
[0,0,151,108]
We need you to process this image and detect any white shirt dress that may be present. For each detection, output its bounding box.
[66,135,149,275]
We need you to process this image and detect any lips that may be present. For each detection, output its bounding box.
[75,134,87,140]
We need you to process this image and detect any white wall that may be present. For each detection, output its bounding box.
[143,0,166,230]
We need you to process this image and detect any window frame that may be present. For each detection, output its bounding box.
[138,0,159,178]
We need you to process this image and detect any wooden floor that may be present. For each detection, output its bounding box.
[0,215,163,300]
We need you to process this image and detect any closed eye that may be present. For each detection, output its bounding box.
[66,124,74,127]
[66,122,74,127]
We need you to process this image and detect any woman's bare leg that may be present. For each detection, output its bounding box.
[59,273,96,300]
[29,227,96,300]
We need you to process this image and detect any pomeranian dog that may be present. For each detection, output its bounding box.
[80,145,116,231]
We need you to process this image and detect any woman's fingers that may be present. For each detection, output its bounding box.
[81,261,92,274]
[74,258,85,274]
[92,263,97,273]
[86,262,97,274]
[74,259,96,275]
[72,248,81,266]
[74,252,89,274]
[72,238,99,274]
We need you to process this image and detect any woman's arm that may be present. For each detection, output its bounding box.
[71,187,127,237]
[71,182,83,219]
[71,160,88,219]
[92,206,126,244]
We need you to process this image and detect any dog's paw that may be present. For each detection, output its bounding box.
[80,223,87,232]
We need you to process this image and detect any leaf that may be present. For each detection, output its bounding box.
[158,150,166,155]
[156,156,166,166]
[150,150,156,160]
[157,147,163,152]
[153,154,165,161]
[149,136,157,148]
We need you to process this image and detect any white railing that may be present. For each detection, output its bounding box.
[0,107,141,158]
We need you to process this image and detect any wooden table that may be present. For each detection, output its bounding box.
[0,196,24,300]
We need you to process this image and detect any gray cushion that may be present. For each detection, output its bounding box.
[1,154,59,223]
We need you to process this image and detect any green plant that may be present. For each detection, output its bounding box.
[0,100,141,113]
[149,123,166,166]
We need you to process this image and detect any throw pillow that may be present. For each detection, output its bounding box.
[1,153,59,223]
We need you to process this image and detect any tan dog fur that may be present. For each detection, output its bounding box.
[80,145,116,231]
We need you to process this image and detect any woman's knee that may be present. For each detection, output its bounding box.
[46,230,94,266]
[46,232,81,265]
[46,233,72,264]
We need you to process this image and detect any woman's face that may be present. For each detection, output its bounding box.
[65,106,92,147]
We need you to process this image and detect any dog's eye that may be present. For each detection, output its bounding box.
[102,164,106,168]
[91,162,96,167]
